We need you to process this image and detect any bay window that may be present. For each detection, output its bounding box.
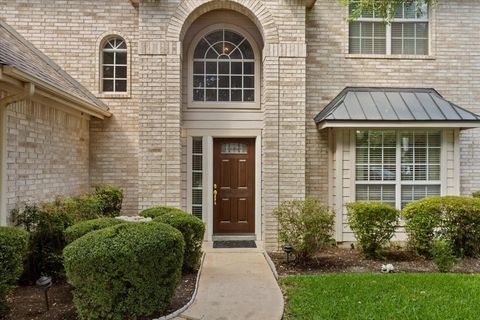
[349,0,429,55]
[355,130,441,209]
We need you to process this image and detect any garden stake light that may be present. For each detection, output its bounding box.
[283,243,293,263]
[36,276,52,311]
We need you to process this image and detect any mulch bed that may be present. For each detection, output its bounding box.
[3,272,197,320]
[269,246,480,276]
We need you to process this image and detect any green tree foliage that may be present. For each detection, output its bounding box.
[339,0,437,22]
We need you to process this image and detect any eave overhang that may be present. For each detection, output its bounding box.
[1,65,111,119]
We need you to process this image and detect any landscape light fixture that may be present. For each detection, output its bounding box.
[36,275,52,311]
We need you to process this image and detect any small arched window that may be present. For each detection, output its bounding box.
[192,29,255,102]
[101,37,127,93]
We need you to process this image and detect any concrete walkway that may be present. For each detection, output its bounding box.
[178,244,284,320]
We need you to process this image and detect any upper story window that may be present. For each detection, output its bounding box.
[349,0,429,55]
[101,37,127,93]
[192,29,255,103]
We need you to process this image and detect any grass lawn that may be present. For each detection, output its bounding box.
[281,273,480,320]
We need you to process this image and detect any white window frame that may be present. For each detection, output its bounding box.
[354,129,441,209]
[101,37,128,93]
[348,1,429,56]
[187,24,261,110]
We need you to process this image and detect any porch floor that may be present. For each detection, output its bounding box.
[178,244,284,320]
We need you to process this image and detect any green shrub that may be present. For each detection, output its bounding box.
[12,203,74,280]
[274,198,335,262]
[347,202,399,258]
[0,227,29,315]
[64,218,125,244]
[64,222,185,320]
[139,206,185,219]
[93,185,123,217]
[473,191,480,199]
[154,211,205,271]
[10,186,122,281]
[74,195,106,221]
[431,239,457,273]
[403,196,480,257]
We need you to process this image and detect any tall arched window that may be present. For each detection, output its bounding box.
[192,29,255,102]
[101,37,127,93]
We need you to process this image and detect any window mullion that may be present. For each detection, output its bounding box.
[386,23,392,55]
[395,131,402,210]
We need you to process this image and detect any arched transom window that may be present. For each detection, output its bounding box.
[193,29,255,102]
[101,37,127,93]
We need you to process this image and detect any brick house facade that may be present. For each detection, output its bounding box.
[1,0,480,250]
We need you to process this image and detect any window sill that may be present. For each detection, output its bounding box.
[96,92,131,99]
[188,102,260,110]
[345,54,436,60]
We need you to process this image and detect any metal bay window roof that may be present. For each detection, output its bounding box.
[315,87,480,129]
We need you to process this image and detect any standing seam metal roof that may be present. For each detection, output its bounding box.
[314,87,480,124]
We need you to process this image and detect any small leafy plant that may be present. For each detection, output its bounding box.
[347,202,399,258]
[431,239,457,273]
[274,198,335,263]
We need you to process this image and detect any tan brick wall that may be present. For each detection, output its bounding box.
[5,97,90,217]
[306,0,480,204]
[4,0,479,248]
[1,0,140,214]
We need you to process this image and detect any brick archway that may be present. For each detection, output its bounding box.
[166,0,279,44]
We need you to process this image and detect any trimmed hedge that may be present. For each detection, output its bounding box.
[403,196,480,257]
[64,218,125,244]
[347,202,399,258]
[0,227,29,315]
[64,222,185,320]
[139,206,185,219]
[154,211,205,271]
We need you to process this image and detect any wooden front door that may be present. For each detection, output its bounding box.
[213,138,255,234]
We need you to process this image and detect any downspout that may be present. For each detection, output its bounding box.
[0,82,35,225]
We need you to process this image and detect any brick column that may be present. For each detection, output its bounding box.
[138,41,182,209]
[262,43,307,250]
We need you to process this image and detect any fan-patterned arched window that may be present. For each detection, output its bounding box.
[101,37,127,93]
[193,29,255,102]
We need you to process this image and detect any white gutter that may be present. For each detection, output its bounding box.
[0,82,36,225]
[1,65,111,119]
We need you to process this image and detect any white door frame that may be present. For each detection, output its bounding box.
[186,129,262,241]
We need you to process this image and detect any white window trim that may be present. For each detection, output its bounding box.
[94,32,132,98]
[186,129,262,241]
[187,23,261,110]
[345,2,436,59]
[353,129,442,210]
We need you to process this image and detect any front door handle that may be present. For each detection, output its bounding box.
[213,184,217,206]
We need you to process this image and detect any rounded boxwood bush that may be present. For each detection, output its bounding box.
[139,206,185,219]
[403,196,480,257]
[64,222,185,320]
[153,211,205,271]
[64,217,125,244]
[0,227,29,315]
[347,202,399,258]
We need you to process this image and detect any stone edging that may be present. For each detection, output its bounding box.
[153,251,206,320]
[263,251,279,280]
